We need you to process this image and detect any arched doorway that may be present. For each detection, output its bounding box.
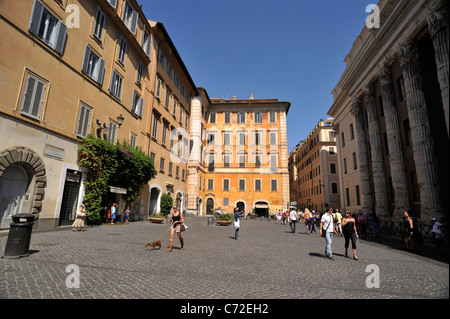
[254,201,269,218]
[0,164,30,228]
[149,186,161,215]
[236,201,245,213]
[206,198,214,215]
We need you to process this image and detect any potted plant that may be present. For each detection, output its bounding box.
[217,213,234,226]
[149,212,166,223]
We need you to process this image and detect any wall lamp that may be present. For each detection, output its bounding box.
[117,114,124,127]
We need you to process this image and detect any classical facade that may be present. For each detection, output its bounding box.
[186,93,291,217]
[288,119,340,212]
[327,0,449,223]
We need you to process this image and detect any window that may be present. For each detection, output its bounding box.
[238,132,246,146]
[255,179,261,192]
[341,132,345,147]
[343,158,347,174]
[107,121,117,143]
[162,124,168,146]
[20,73,46,119]
[238,112,246,123]
[254,152,261,168]
[165,89,171,109]
[207,133,215,146]
[155,77,162,98]
[123,1,138,34]
[207,179,214,190]
[172,98,177,116]
[224,112,231,124]
[268,132,277,147]
[76,104,91,137]
[82,46,105,84]
[137,61,144,83]
[142,30,151,56]
[168,162,173,176]
[109,71,123,99]
[223,198,229,206]
[209,112,216,124]
[271,179,278,191]
[330,163,336,174]
[152,113,159,139]
[223,152,231,167]
[93,8,105,41]
[346,188,350,206]
[29,0,67,54]
[349,124,354,140]
[269,111,276,123]
[132,91,143,117]
[175,166,179,179]
[254,112,262,123]
[355,185,361,205]
[182,169,185,181]
[239,153,246,167]
[150,152,155,164]
[239,179,245,191]
[254,131,262,146]
[353,152,357,170]
[118,37,127,64]
[223,132,231,146]
[329,147,335,155]
[159,157,165,173]
[208,154,215,172]
[331,182,338,194]
[270,154,277,171]
[223,179,230,191]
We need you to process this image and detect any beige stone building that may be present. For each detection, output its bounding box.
[327,0,449,223]
[289,119,340,212]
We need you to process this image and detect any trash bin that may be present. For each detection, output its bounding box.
[2,213,35,259]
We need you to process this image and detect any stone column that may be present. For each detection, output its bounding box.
[398,41,445,222]
[379,65,412,219]
[364,86,390,216]
[279,108,290,210]
[350,98,374,213]
[186,96,202,216]
[427,4,449,136]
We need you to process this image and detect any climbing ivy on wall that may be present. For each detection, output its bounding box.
[77,135,157,225]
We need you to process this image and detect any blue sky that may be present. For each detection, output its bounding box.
[142,0,375,151]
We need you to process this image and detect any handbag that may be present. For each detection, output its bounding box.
[180,223,187,231]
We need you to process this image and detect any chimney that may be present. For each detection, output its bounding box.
[249,93,254,100]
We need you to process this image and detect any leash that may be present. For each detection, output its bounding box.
[152,225,172,242]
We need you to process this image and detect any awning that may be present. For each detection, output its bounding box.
[109,186,127,194]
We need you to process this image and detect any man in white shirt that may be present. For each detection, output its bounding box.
[320,208,337,260]
[289,208,298,233]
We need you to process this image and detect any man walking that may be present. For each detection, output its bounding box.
[289,207,298,233]
[320,208,337,260]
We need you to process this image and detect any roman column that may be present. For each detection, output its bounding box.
[364,86,390,216]
[398,41,445,222]
[427,4,449,136]
[350,97,374,213]
[186,95,202,216]
[379,65,412,219]
[279,107,290,211]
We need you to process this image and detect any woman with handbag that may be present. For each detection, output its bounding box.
[72,204,86,232]
[167,205,184,252]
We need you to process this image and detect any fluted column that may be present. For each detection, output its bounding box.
[279,108,290,210]
[350,98,374,213]
[427,5,449,136]
[364,86,390,216]
[379,66,412,219]
[398,41,445,221]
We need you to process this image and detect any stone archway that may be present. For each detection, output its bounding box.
[0,146,46,224]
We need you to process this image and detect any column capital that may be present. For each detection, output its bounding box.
[427,5,449,37]
[350,97,362,115]
[398,41,419,67]
[378,65,393,86]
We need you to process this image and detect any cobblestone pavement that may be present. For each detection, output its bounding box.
[0,217,448,302]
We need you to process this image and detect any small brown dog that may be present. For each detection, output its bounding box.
[145,241,161,250]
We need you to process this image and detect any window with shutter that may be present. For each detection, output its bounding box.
[29,0,67,54]
[123,1,138,34]
[76,104,91,137]
[132,91,143,117]
[82,46,105,84]
[20,74,46,120]
[109,71,123,99]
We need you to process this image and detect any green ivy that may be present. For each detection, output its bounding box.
[77,135,157,225]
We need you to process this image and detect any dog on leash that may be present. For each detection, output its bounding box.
[145,240,161,250]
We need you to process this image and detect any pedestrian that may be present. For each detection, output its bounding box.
[289,207,298,233]
[402,210,422,251]
[282,209,287,225]
[304,208,311,234]
[276,209,282,224]
[125,205,131,223]
[310,210,317,234]
[233,207,245,240]
[431,218,444,247]
[167,205,184,252]
[110,203,117,224]
[72,204,86,232]
[342,210,359,260]
[356,210,366,238]
[334,209,343,236]
[320,208,337,260]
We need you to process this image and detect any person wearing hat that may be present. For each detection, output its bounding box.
[431,218,444,247]
[233,207,245,240]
